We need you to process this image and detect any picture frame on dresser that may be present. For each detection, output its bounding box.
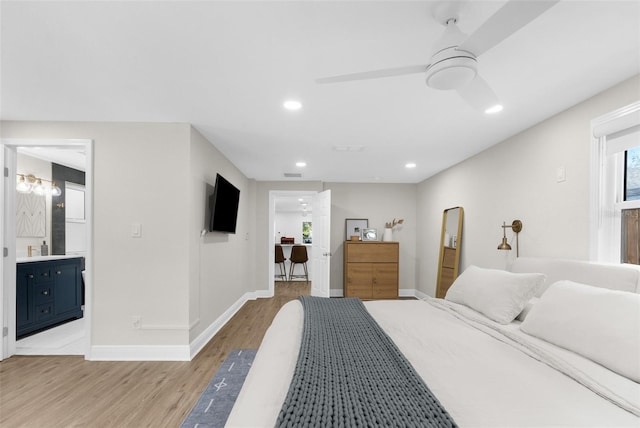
[345,218,368,241]
[361,228,378,241]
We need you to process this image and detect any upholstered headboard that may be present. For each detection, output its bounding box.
[510,257,640,296]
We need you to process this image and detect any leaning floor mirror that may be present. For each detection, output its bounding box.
[436,207,464,298]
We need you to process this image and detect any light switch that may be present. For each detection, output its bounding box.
[131,223,142,238]
[556,167,566,183]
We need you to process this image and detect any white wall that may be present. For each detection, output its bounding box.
[188,127,253,343]
[416,74,640,297]
[324,182,417,294]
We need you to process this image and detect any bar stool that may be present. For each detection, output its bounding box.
[275,244,287,281]
[289,245,309,283]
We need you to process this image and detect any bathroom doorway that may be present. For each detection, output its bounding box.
[1,138,93,359]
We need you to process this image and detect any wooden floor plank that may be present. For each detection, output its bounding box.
[0,281,309,428]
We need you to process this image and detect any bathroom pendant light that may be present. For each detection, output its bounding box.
[16,173,63,196]
[32,179,46,196]
[51,182,62,197]
[16,175,31,193]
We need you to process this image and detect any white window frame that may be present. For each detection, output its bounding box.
[590,101,640,263]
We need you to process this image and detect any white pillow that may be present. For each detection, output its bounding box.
[445,265,545,324]
[520,280,640,382]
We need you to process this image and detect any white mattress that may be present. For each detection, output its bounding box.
[226,298,640,427]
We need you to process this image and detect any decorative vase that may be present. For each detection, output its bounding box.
[382,228,393,242]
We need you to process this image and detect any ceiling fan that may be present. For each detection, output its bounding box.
[316,0,559,113]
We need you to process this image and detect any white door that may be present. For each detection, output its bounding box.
[311,190,331,297]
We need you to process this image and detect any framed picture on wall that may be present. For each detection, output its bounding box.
[345,218,368,241]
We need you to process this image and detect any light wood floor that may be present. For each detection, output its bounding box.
[0,281,310,428]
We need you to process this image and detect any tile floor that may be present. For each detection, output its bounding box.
[16,318,85,355]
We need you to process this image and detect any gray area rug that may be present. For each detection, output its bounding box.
[181,349,257,428]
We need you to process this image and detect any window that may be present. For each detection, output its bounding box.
[625,146,640,201]
[590,102,640,265]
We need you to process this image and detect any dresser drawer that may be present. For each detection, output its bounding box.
[372,284,398,299]
[345,242,399,263]
[345,284,373,299]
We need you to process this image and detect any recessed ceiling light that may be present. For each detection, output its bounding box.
[405,163,417,169]
[296,161,307,167]
[485,104,503,114]
[284,100,302,111]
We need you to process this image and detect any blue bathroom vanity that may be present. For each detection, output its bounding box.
[16,256,84,338]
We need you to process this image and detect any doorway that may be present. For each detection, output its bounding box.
[1,138,93,359]
[268,190,331,298]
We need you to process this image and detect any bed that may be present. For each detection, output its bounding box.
[226,257,640,427]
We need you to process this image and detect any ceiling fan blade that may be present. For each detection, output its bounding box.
[458,0,559,57]
[456,74,502,113]
[316,65,428,84]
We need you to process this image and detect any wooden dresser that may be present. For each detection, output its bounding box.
[343,241,399,299]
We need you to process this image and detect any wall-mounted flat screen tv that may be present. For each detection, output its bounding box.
[208,173,240,233]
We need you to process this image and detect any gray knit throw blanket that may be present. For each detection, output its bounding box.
[275,296,458,428]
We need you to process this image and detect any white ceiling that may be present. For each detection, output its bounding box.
[2,1,639,183]
[275,195,313,213]
[17,145,87,172]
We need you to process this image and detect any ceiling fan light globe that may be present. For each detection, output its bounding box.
[425,56,477,90]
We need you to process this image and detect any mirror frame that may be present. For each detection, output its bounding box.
[436,206,464,298]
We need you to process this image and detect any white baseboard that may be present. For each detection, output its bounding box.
[189,291,257,359]
[254,289,272,299]
[88,292,258,361]
[90,345,191,361]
